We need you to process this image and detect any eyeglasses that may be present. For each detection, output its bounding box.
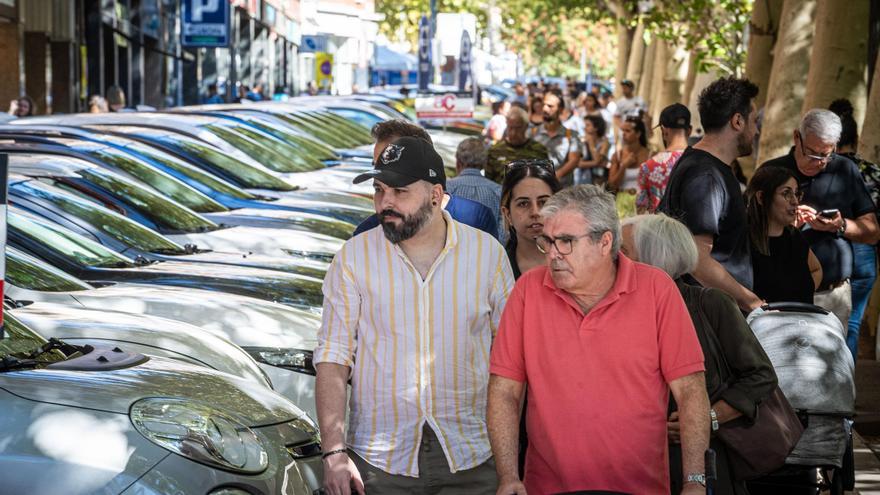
[796,132,834,163]
[507,159,555,174]
[535,232,601,255]
[779,189,804,203]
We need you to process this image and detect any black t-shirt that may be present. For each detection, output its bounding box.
[658,147,753,289]
[751,228,815,304]
[761,149,875,289]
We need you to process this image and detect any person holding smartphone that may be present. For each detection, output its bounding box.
[760,109,880,330]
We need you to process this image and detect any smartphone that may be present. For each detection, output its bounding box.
[818,209,840,218]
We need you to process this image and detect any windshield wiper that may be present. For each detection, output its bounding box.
[0,338,87,372]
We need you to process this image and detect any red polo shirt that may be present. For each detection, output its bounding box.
[490,255,704,494]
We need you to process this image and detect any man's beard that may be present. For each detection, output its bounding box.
[736,130,754,157]
[379,199,434,244]
[543,111,559,123]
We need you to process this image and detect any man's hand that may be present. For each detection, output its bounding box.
[807,210,843,233]
[667,411,681,443]
[497,479,528,495]
[322,453,365,495]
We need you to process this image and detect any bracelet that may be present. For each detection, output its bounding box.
[322,448,348,460]
[709,408,719,432]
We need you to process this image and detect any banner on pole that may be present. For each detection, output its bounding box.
[418,15,432,91]
[458,30,472,92]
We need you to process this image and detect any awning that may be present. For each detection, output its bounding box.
[372,45,417,71]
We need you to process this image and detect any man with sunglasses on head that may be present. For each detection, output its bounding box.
[658,77,763,312]
[488,185,709,495]
[760,109,880,329]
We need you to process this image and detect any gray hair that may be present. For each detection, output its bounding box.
[622,214,697,279]
[507,107,528,125]
[540,184,620,260]
[455,137,488,169]
[798,108,842,145]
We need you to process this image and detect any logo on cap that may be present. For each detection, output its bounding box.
[429,169,437,177]
[381,144,404,164]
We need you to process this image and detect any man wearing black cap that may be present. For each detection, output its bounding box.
[351,119,499,238]
[636,103,692,213]
[658,77,763,312]
[315,135,514,495]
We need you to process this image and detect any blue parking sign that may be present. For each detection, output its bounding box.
[182,0,230,47]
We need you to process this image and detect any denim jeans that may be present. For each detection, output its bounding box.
[848,242,877,361]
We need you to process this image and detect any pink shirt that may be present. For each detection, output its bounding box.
[490,255,704,494]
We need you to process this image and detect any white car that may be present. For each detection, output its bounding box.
[6,246,321,420]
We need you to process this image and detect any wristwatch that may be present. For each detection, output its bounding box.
[837,218,847,238]
[709,408,719,432]
[686,473,706,486]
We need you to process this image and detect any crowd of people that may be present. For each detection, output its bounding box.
[315,74,880,495]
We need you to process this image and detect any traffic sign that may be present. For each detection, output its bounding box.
[301,35,327,53]
[182,0,230,47]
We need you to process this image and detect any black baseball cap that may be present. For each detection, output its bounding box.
[621,79,635,88]
[657,103,691,129]
[353,136,446,188]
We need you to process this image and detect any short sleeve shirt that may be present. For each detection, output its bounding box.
[658,147,753,289]
[490,256,705,494]
[532,125,582,187]
[761,150,875,288]
[485,138,549,184]
[637,150,684,213]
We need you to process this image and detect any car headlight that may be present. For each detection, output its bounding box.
[244,347,316,375]
[130,398,268,474]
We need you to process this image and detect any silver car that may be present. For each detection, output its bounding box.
[0,311,323,494]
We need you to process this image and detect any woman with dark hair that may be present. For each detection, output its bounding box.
[8,94,36,117]
[576,115,610,186]
[830,98,880,360]
[608,116,650,218]
[485,99,510,144]
[528,96,544,127]
[501,159,562,279]
[747,165,823,304]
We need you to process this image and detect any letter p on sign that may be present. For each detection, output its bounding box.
[192,0,219,22]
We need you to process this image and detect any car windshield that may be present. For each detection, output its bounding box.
[0,311,67,364]
[229,124,327,170]
[312,111,373,145]
[79,146,227,213]
[292,111,362,148]
[149,133,294,191]
[7,245,94,292]
[12,180,187,254]
[76,167,218,233]
[331,108,384,129]
[237,114,339,160]
[203,123,322,173]
[117,141,257,200]
[9,209,137,268]
[274,113,350,149]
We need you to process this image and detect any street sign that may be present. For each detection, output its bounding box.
[182,0,230,47]
[301,35,327,53]
[458,30,472,92]
[316,52,334,90]
[415,93,474,119]
[418,15,432,91]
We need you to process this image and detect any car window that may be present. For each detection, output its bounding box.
[7,245,94,291]
[80,146,227,213]
[274,113,349,149]
[120,142,256,199]
[330,108,383,129]
[12,180,187,254]
[0,311,65,363]
[238,115,339,160]
[9,209,136,268]
[152,134,294,191]
[78,167,218,233]
[229,124,326,170]
[204,124,320,173]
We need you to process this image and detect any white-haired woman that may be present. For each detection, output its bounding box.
[621,213,778,495]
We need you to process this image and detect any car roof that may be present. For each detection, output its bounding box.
[7,151,92,177]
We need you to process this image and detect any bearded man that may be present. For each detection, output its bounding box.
[315,135,515,495]
[658,77,763,311]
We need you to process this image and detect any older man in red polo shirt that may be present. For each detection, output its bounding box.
[488,185,710,495]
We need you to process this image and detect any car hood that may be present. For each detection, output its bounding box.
[277,169,374,196]
[167,225,343,262]
[8,283,320,350]
[0,356,302,426]
[204,208,354,239]
[10,301,269,386]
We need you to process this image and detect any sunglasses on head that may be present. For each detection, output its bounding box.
[506,159,555,173]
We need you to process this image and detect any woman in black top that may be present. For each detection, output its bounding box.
[747,165,823,303]
[501,159,562,279]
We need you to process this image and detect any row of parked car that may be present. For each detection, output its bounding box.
[0,94,471,494]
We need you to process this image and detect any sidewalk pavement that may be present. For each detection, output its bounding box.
[854,356,880,494]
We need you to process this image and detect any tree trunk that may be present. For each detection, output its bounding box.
[625,22,647,89]
[860,50,880,164]
[648,40,670,147]
[638,38,657,103]
[802,0,869,126]
[682,53,698,109]
[745,0,784,109]
[615,24,635,97]
[756,0,817,166]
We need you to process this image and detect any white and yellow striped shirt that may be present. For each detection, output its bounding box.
[315,211,514,476]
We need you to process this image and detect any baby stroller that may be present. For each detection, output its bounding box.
[745,302,855,495]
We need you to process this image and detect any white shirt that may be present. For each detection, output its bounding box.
[315,211,514,476]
